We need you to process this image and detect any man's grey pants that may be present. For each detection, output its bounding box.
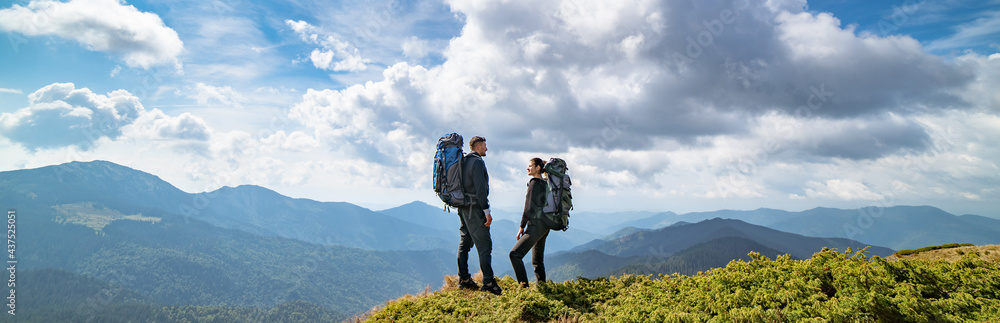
[457,206,494,284]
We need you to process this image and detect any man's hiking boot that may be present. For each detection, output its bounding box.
[481,280,502,295]
[458,278,479,290]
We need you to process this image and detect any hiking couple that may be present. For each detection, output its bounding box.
[436,135,563,296]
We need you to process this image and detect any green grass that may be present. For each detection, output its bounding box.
[362,248,1000,322]
[892,245,1000,263]
[896,243,975,256]
[52,202,160,232]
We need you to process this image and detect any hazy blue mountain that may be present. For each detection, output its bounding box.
[195,185,453,250]
[378,200,603,253]
[545,250,633,282]
[605,226,647,240]
[614,208,796,231]
[675,208,796,226]
[0,161,460,317]
[1,160,189,211]
[605,212,676,231]
[548,236,789,282]
[956,214,1000,233]
[607,206,1000,252]
[767,206,1000,250]
[547,218,892,282]
[568,210,661,235]
[577,218,894,259]
[379,201,464,231]
[608,236,789,277]
[567,227,653,254]
[5,160,454,251]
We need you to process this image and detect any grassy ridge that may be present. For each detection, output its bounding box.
[363,248,1000,322]
[895,243,976,256]
[891,245,1000,263]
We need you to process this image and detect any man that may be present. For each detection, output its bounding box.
[456,136,502,295]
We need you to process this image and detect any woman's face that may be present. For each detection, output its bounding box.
[527,161,540,176]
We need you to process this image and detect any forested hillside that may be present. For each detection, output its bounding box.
[1,161,456,318]
[15,203,453,315]
[19,269,344,322]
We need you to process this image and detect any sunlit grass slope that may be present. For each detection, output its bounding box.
[361,247,1000,322]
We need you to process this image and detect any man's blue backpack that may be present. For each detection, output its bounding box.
[433,133,471,209]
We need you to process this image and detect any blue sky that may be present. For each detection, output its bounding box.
[1,0,998,218]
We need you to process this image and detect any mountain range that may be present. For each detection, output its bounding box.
[591,206,1000,250]
[543,218,896,282]
[2,161,454,319]
[3,160,999,321]
[377,201,603,255]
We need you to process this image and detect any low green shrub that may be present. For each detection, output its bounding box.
[366,248,1000,322]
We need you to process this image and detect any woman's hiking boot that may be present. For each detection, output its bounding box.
[480,280,503,295]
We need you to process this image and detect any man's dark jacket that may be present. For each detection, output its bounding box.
[462,152,490,210]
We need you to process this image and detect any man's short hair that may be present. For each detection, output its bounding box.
[469,136,486,149]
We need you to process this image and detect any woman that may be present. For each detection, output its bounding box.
[509,157,550,287]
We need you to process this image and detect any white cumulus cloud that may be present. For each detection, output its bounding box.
[0,0,184,69]
[286,19,371,72]
[401,36,430,59]
[0,83,210,151]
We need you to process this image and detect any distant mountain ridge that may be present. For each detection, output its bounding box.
[196,185,453,250]
[545,218,894,281]
[11,161,994,252]
[5,160,452,251]
[613,206,1000,250]
[378,201,603,253]
[768,206,1000,250]
[584,218,894,259]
